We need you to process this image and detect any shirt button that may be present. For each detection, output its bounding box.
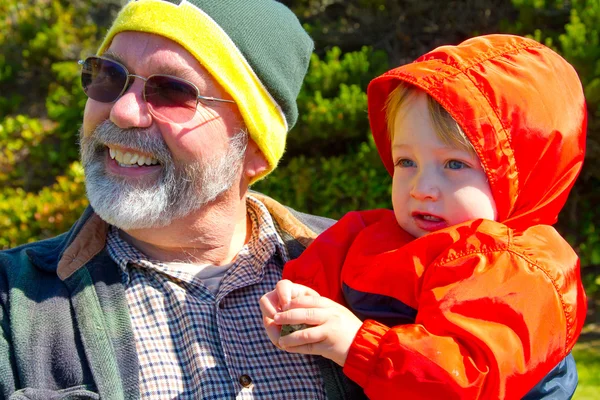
[239,374,252,388]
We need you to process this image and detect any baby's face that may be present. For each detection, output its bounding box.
[390,91,497,238]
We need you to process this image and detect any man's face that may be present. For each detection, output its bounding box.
[80,32,247,230]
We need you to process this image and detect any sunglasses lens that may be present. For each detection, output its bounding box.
[80,57,128,103]
[145,76,198,123]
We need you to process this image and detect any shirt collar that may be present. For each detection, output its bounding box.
[105,195,288,286]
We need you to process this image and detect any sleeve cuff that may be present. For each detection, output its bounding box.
[343,319,389,388]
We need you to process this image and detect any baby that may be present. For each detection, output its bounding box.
[261,34,587,399]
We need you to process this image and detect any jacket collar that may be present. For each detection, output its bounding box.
[24,205,100,275]
[250,192,319,249]
[27,194,319,280]
[57,212,109,280]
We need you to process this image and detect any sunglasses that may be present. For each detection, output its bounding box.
[78,56,235,123]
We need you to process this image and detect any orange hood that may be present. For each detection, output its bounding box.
[368,34,587,230]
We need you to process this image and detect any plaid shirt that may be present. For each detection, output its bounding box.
[106,195,327,399]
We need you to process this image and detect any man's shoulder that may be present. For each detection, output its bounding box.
[0,206,96,277]
[0,233,69,275]
[283,206,336,235]
[0,235,70,304]
[249,191,336,235]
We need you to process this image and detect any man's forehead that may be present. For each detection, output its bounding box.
[104,32,205,82]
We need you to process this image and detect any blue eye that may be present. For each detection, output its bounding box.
[446,160,468,170]
[395,159,415,168]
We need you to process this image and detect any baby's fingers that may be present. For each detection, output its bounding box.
[259,290,279,319]
[274,305,329,327]
[275,280,320,311]
[285,293,336,311]
[278,325,327,353]
[274,279,294,311]
[262,315,283,349]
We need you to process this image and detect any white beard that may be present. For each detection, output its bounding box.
[79,121,247,230]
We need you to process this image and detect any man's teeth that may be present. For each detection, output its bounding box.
[109,148,159,166]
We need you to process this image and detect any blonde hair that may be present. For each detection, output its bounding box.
[385,84,474,153]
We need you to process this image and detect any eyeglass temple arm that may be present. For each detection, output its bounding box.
[198,95,235,104]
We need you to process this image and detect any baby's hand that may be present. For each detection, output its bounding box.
[259,280,320,348]
[273,292,363,367]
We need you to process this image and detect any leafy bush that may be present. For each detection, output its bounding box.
[571,343,600,399]
[255,44,391,218]
[286,46,388,157]
[0,115,50,189]
[0,162,87,249]
[0,0,114,249]
[255,139,392,219]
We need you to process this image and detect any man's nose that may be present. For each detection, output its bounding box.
[410,169,441,201]
[109,78,153,129]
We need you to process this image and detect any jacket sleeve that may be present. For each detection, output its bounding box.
[342,246,586,400]
[0,258,17,398]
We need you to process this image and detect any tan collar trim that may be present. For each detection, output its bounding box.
[249,193,317,248]
[57,213,109,281]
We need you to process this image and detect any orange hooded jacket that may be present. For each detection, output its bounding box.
[282,35,587,399]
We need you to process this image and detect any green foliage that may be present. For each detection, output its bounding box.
[255,139,392,219]
[564,197,600,296]
[0,0,102,92]
[256,45,391,220]
[558,0,600,116]
[286,46,388,157]
[578,219,600,267]
[0,61,83,190]
[506,0,571,39]
[571,343,600,399]
[0,0,114,249]
[0,162,88,249]
[302,46,386,95]
[0,115,53,189]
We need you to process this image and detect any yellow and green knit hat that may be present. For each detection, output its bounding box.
[98,0,314,181]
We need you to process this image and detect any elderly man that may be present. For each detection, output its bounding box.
[0,0,364,399]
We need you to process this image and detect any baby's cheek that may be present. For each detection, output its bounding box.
[452,189,497,222]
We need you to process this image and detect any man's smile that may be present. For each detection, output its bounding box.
[107,145,160,167]
[104,145,162,178]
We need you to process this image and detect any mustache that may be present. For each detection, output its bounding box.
[85,120,172,164]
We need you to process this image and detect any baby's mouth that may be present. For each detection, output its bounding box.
[412,212,444,222]
[411,211,449,232]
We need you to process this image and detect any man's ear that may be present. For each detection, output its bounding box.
[244,139,269,179]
